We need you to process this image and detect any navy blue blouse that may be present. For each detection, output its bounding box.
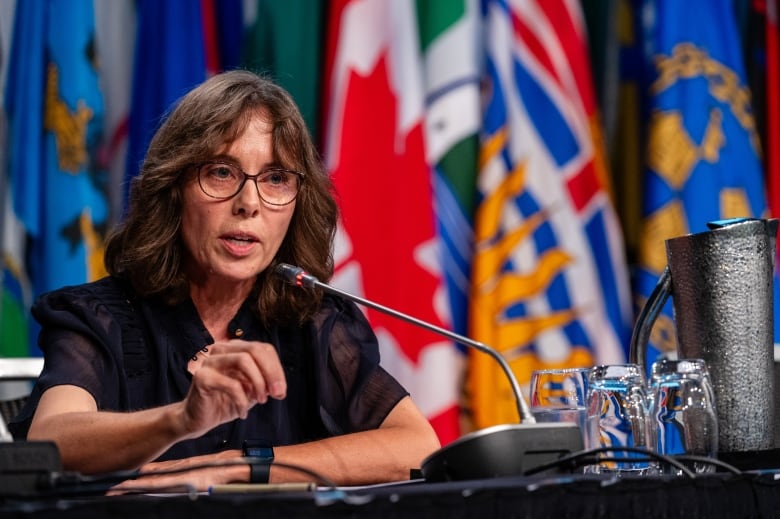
[9,276,408,461]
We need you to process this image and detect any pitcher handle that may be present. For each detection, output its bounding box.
[628,266,672,369]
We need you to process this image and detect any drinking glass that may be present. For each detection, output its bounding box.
[529,367,591,448]
[649,358,718,474]
[586,364,655,474]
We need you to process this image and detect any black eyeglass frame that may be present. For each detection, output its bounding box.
[195,161,305,206]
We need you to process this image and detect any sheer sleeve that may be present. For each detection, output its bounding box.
[308,295,409,435]
[9,279,128,439]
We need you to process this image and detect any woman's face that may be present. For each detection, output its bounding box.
[180,113,296,289]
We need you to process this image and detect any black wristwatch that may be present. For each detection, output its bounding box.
[242,440,275,484]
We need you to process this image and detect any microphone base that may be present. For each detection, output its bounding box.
[421,423,584,482]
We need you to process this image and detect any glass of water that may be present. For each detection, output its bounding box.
[649,358,718,474]
[529,367,591,448]
[586,364,655,475]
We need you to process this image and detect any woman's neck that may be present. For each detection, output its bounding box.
[188,279,254,341]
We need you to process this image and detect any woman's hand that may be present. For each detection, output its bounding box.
[109,450,248,493]
[26,340,287,475]
[178,340,287,439]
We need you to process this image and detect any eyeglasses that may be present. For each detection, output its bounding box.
[196,162,304,206]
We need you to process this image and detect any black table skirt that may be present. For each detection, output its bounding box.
[2,472,780,519]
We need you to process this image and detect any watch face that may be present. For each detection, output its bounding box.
[243,440,274,460]
[245,446,274,460]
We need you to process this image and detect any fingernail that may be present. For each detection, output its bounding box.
[271,381,285,397]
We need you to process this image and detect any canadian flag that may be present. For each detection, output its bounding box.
[322,0,461,444]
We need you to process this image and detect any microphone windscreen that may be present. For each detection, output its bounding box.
[274,263,304,285]
[274,263,318,288]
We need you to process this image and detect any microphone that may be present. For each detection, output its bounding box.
[275,263,584,481]
[275,263,532,422]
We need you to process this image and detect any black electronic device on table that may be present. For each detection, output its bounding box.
[0,441,61,498]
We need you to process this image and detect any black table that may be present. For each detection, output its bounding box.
[2,472,780,519]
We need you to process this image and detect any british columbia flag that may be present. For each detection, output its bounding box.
[468,0,632,427]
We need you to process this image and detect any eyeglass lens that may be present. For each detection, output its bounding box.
[198,163,301,205]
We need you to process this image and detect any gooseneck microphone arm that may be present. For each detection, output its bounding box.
[274,263,535,424]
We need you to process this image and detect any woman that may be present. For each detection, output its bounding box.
[10,70,440,490]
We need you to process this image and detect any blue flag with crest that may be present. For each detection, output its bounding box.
[634,0,777,367]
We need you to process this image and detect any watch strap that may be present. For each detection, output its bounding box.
[243,440,274,484]
[248,460,271,484]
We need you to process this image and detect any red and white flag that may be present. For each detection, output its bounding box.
[322,0,461,444]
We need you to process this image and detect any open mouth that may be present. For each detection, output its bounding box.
[225,235,257,244]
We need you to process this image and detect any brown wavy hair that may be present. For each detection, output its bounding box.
[104,70,338,325]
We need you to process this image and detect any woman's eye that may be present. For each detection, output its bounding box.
[263,170,290,186]
[268,172,286,185]
[210,165,235,179]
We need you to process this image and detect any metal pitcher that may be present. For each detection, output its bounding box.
[629,218,778,453]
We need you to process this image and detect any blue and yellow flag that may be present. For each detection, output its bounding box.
[3,0,108,356]
[633,0,774,366]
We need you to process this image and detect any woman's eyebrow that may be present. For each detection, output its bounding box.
[205,153,238,164]
[205,155,285,170]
